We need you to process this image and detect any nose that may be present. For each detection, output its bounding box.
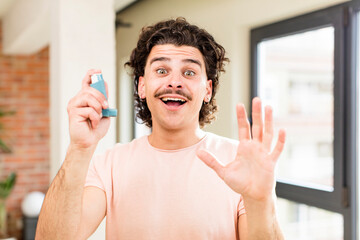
[167,73,183,89]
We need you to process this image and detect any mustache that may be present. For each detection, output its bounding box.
[154,89,192,101]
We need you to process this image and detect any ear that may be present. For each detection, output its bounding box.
[204,79,213,103]
[138,76,146,99]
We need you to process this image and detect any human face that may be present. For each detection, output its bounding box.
[138,44,212,131]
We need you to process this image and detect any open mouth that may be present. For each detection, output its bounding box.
[161,97,187,107]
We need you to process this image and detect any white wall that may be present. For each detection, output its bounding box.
[116,0,348,139]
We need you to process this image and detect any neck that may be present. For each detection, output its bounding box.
[148,123,206,150]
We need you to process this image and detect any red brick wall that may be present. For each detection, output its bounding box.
[0,22,50,239]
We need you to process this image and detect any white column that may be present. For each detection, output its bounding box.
[50,1,117,238]
[50,0,117,177]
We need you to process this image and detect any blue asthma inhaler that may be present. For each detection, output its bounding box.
[90,73,118,117]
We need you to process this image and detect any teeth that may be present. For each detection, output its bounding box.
[162,97,186,102]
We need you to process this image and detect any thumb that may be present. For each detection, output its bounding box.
[196,149,225,179]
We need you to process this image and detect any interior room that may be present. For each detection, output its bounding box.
[0,0,357,239]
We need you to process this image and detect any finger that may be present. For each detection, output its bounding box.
[70,92,104,115]
[197,149,225,179]
[104,81,109,99]
[81,69,102,89]
[269,129,286,163]
[76,107,102,129]
[263,105,274,151]
[251,97,263,142]
[236,103,251,141]
[83,87,108,109]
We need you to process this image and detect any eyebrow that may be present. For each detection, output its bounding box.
[183,58,202,68]
[149,57,170,65]
[149,57,202,68]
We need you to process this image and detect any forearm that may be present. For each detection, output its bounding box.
[36,145,96,239]
[242,193,284,240]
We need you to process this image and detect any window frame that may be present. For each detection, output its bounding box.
[250,3,357,239]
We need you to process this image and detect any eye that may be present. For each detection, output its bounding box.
[184,70,195,76]
[156,68,167,74]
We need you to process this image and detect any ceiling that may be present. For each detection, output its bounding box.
[0,0,14,19]
[0,0,136,19]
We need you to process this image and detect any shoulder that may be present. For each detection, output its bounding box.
[202,132,239,164]
[204,132,239,149]
[112,135,148,152]
[92,135,149,166]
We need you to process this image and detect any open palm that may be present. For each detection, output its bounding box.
[197,97,286,200]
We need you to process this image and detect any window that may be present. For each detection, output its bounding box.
[277,198,343,239]
[251,4,357,239]
[257,26,335,190]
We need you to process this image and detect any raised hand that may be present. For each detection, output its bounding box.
[67,69,111,149]
[197,97,286,200]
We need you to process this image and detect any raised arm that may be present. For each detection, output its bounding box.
[197,97,285,240]
[36,69,111,239]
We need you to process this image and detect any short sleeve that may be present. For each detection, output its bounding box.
[237,195,246,217]
[84,155,106,191]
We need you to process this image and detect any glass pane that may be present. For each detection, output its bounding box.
[277,198,343,240]
[257,27,334,190]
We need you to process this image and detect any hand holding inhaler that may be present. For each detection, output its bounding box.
[90,73,117,118]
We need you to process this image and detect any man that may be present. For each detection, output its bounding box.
[36,18,285,239]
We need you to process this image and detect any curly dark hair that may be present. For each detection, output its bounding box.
[125,17,229,128]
